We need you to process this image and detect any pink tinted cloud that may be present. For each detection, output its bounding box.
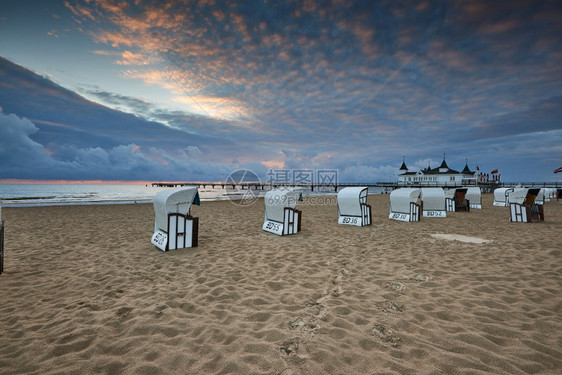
[93,0,130,14]
[64,1,81,17]
[94,31,135,47]
[65,1,96,21]
[116,50,149,65]
[123,69,181,92]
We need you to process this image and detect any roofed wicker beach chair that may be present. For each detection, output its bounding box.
[151,186,200,251]
[337,187,371,226]
[263,187,303,235]
[421,187,447,218]
[389,188,422,222]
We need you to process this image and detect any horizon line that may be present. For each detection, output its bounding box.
[1,178,560,186]
[0,179,154,185]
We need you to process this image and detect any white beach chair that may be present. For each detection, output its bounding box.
[389,188,422,222]
[337,187,371,226]
[263,187,303,235]
[421,188,446,218]
[151,187,200,251]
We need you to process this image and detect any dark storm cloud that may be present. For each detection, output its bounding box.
[82,89,157,114]
[0,57,253,180]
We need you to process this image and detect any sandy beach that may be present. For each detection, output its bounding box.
[0,193,561,374]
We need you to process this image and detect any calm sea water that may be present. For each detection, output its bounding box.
[0,184,226,207]
[0,183,368,207]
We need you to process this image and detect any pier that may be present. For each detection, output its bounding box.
[151,181,560,192]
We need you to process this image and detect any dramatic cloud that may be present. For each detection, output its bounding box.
[0,0,561,181]
[0,111,49,170]
[0,58,259,181]
[0,110,219,180]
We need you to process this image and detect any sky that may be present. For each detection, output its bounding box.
[0,0,561,183]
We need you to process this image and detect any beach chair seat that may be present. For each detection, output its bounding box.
[446,188,470,212]
[454,189,470,212]
[529,203,544,222]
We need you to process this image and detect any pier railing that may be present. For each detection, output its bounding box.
[151,180,562,192]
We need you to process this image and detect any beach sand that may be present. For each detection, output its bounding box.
[0,194,561,374]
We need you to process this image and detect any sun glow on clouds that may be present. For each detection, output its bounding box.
[123,69,178,93]
[121,66,253,121]
[116,51,149,66]
[64,0,264,123]
[171,95,253,122]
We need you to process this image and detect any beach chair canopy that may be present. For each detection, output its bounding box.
[337,187,368,216]
[493,188,510,205]
[465,187,482,206]
[264,187,303,222]
[153,186,200,231]
[444,189,456,199]
[390,188,421,214]
[444,188,467,199]
[522,188,541,206]
[535,188,545,203]
[421,188,445,211]
[507,188,529,205]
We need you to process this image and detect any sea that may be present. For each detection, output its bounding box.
[0,183,383,208]
[0,184,238,207]
[0,183,391,208]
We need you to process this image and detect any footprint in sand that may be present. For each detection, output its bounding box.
[288,317,305,330]
[372,323,401,347]
[384,281,406,294]
[332,274,343,285]
[280,337,300,356]
[331,285,344,297]
[305,300,328,320]
[288,315,320,334]
[281,263,349,358]
[381,301,404,313]
[329,267,348,297]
